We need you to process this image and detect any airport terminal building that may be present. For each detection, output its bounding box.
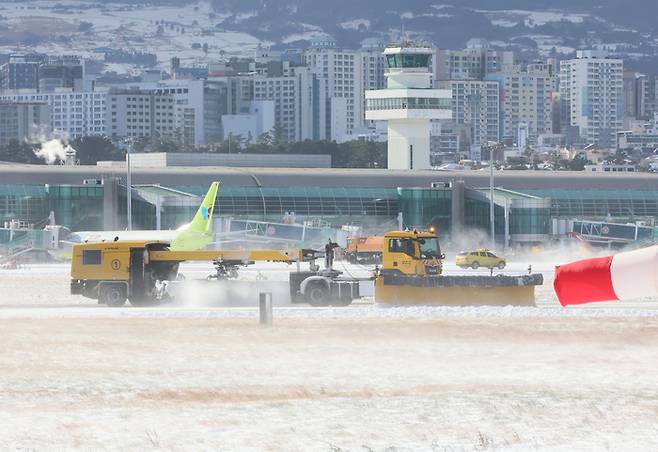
[1,164,657,247]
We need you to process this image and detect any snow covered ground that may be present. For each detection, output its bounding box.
[2,259,656,310]
[2,260,658,449]
[0,0,265,71]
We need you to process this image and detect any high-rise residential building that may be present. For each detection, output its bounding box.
[433,40,513,153]
[560,50,624,148]
[430,120,461,164]
[637,75,657,121]
[106,79,227,146]
[49,90,105,138]
[360,38,388,92]
[169,43,381,144]
[0,54,85,92]
[106,87,177,142]
[252,72,303,142]
[623,70,639,122]
[434,39,514,81]
[0,101,50,144]
[358,38,388,136]
[623,71,656,122]
[0,90,106,139]
[305,39,361,139]
[305,38,386,141]
[447,79,501,147]
[38,56,85,92]
[489,62,558,145]
[0,54,44,90]
[230,67,319,143]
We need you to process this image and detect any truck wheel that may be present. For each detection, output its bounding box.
[100,284,126,307]
[497,262,506,270]
[306,282,330,307]
[471,261,480,270]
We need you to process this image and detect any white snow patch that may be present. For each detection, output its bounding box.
[400,11,452,20]
[339,19,371,31]
[0,0,264,71]
[281,31,331,44]
[476,9,591,28]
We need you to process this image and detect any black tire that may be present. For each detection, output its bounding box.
[100,284,126,307]
[497,262,506,270]
[306,282,330,307]
[471,261,480,270]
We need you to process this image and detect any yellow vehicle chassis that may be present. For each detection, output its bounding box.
[148,249,312,264]
[70,241,360,307]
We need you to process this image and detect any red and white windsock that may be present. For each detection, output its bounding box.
[554,245,658,306]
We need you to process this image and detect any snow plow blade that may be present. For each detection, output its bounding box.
[375,274,544,307]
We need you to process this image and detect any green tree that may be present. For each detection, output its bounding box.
[568,154,588,171]
[70,136,123,165]
[256,131,273,147]
[0,140,42,164]
[606,149,628,165]
[270,124,285,148]
[132,131,190,154]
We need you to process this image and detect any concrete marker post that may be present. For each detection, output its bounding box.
[259,292,272,326]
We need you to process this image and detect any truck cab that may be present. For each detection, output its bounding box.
[381,230,444,276]
[70,240,177,307]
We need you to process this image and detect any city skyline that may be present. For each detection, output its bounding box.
[2,37,656,164]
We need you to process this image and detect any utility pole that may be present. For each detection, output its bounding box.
[126,138,133,231]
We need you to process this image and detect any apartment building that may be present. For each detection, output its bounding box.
[434,39,514,82]
[448,79,501,146]
[0,90,106,139]
[490,62,558,144]
[0,101,50,144]
[560,51,624,148]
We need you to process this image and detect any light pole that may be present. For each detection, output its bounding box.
[126,138,133,231]
[489,147,495,246]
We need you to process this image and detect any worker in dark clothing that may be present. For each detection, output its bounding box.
[325,239,339,270]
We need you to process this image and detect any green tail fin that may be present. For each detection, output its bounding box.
[188,181,220,233]
[170,182,220,250]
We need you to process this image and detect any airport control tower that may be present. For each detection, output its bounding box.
[365,42,452,170]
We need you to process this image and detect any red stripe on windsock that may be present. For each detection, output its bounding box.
[554,256,618,306]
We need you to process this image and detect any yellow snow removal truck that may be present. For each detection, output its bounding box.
[70,230,542,307]
[373,230,543,306]
[69,240,358,307]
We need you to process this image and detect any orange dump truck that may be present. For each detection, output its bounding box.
[344,236,384,264]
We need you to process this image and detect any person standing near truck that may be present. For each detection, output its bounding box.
[325,239,339,270]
